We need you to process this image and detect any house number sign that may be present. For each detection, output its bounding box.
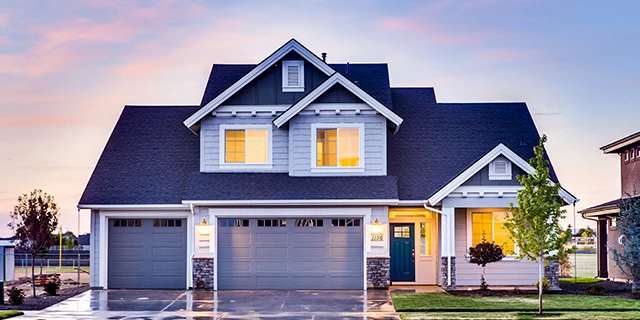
[371,233,384,241]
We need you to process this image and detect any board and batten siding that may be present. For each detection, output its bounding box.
[461,157,526,186]
[200,116,288,172]
[90,210,100,288]
[289,113,387,176]
[454,209,539,286]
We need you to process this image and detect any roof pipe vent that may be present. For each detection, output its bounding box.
[520,136,527,146]
[321,52,327,62]
[346,62,350,74]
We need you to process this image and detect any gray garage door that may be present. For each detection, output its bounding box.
[108,218,187,289]
[218,218,363,290]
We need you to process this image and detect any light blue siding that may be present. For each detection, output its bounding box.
[200,116,288,172]
[289,113,387,176]
[90,210,100,288]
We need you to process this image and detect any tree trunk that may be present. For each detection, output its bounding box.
[538,253,543,316]
[31,254,36,297]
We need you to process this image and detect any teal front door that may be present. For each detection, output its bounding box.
[390,223,415,281]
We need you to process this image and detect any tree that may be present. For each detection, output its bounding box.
[610,195,640,294]
[558,225,575,277]
[582,226,594,238]
[8,189,60,297]
[468,238,505,290]
[504,135,570,316]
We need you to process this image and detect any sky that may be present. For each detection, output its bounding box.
[1,0,639,237]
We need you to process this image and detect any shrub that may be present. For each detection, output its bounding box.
[44,280,60,296]
[8,287,25,305]
[534,278,550,292]
[511,287,525,295]
[468,238,505,290]
[586,284,604,295]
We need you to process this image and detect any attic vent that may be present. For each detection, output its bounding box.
[488,157,512,180]
[282,60,304,92]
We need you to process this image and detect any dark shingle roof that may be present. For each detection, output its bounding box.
[199,63,393,108]
[387,88,558,201]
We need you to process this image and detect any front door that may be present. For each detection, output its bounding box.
[390,223,415,281]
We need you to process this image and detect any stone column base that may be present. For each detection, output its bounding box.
[545,260,561,291]
[193,257,214,290]
[440,256,456,289]
[367,257,390,289]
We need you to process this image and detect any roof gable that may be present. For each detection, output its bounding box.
[184,39,334,132]
[273,72,403,129]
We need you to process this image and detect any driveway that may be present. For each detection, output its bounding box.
[19,289,399,319]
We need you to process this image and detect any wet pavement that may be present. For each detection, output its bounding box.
[18,289,399,319]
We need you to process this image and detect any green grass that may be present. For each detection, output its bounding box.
[14,266,89,274]
[559,277,601,284]
[391,292,640,312]
[0,311,24,319]
[569,253,597,278]
[401,311,640,319]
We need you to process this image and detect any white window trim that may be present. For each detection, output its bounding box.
[310,123,365,173]
[282,60,304,92]
[218,124,273,169]
[466,209,520,260]
[488,157,512,180]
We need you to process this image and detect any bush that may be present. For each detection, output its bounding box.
[44,280,60,296]
[586,284,604,295]
[534,278,550,292]
[8,287,25,305]
[511,287,525,295]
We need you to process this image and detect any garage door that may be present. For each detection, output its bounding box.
[108,218,187,289]
[218,218,363,290]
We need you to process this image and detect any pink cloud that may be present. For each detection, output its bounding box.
[0,116,102,127]
[0,13,8,28]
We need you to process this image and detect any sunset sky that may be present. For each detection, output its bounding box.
[1,0,639,236]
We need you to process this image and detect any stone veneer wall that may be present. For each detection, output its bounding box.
[367,257,390,289]
[193,257,214,289]
[545,260,561,291]
[440,257,456,289]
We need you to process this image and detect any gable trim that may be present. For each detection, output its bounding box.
[273,72,403,129]
[184,39,335,132]
[427,143,576,206]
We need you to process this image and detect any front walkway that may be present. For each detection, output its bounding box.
[19,289,399,319]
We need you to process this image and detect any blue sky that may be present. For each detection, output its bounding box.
[1,0,638,236]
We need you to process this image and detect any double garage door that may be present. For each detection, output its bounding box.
[108,217,363,290]
[218,217,364,290]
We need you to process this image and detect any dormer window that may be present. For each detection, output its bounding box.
[282,60,304,92]
[488,157,512,180]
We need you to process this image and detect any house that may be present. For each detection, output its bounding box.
[0,240,15,282]
[79,234,91,251]
[78,39,576,290]
[579,131,640,280]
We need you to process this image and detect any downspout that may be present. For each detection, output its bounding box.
[189,203,195,290]
[424,201,451,287]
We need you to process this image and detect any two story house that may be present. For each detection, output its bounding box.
[579,131,640,280]
[79,39,576,290]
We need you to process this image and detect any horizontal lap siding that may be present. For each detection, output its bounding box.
[201,116,288,172]
[90,210,100,287]
[290,114,387,176]
[454,209,538,286]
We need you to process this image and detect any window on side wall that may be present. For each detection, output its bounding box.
[282,60,304,92]
[220,125,271,167]
[624,150,629,163]
[471,212,516,255]
[312,124,363,171]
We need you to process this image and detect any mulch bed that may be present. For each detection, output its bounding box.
[0,285,90,310]
[448,280,639,299]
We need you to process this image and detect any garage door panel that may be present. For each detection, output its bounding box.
[108,218,186,289]
[218,217,363,290]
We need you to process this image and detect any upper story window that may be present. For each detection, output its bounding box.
[632,148,636,161]
[311,123,364,172]
[471,212,516,255]
[219,125,271,167]
[488,157,512,180]
[624,150,629,163]
[282,60,304,92]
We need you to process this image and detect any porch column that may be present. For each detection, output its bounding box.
[440,206,456,289]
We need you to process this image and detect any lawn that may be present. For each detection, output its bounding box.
[559,277,601,284]
[14,266,89,275]
[0,311,24,319]
[401,311,640,319]
[569,253,597,278]
[391,292,640,312]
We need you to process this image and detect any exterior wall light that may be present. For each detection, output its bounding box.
[198,219,209,235]
[372,218,383,233]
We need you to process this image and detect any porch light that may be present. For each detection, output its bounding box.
[201,219,207,226]
[198,219,209,235]
[372,218,383,233]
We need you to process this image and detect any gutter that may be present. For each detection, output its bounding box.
[424,201,452,287]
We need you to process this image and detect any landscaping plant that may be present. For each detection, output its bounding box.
[504,135,571,316]
[44,279,60,296]
[8,189,60,297]
[7,287,25,306]
[586,284,604,295]
[534,278,550,292]
[468,238,505,290]
[610,194,640,294]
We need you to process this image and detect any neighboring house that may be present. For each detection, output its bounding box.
[579,131,640,280]
[79,234,90,251]
[79,39,576,290]
[0,240,15,282]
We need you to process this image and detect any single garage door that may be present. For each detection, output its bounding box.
[108,218,187,289]
[218,217,363,290]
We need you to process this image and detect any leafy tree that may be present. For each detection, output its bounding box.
[504,135,570,316]
[610,195,640,294]
[468,238,505,290]
[64,236,78,251]
[558,225,575,277]
[8,189,60,297]
[582,226,594,238]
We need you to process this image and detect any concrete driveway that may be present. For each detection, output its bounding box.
[19,289,399,319]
